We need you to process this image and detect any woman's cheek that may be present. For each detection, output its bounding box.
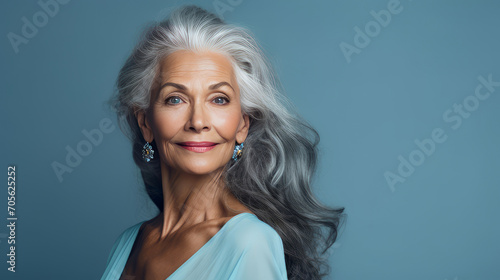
[154,111,181,139]
[213,110,241,139]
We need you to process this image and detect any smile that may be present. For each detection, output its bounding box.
[176,142,218,153]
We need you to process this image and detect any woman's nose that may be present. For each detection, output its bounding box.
[185,100,210,133]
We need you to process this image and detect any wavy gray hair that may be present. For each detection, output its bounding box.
[108,5,345,279]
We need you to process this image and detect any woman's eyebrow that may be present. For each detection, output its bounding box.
[159,81,235,92]
[160,82,187,91]
[208,81,234,92]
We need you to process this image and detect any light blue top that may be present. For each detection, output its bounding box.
[100,213,288,279]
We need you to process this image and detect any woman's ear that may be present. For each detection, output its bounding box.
[135,110,154,143]
[236,114,250,144]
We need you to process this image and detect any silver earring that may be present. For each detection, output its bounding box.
[142,141,154,162]
[232,142,244,161]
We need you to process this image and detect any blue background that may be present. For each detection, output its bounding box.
[1,0,499,279]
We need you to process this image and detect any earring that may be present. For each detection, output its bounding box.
[142,141,154,162]
[232,141,244,161]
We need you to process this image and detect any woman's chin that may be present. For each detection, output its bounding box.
[178,163,227,176]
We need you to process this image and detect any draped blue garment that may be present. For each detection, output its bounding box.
[100,213,288,279]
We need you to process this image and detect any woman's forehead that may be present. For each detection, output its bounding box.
[156,50,239,94]
[160,50,234,77]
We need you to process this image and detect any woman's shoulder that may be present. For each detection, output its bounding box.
[222,213,288,280]
[230,213,280,236]
[121,220,145,236]
[103,220,146,269]
[224,213,284,252]
[111,220,146,247]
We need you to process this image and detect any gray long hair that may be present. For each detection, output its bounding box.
[108,5,345,279]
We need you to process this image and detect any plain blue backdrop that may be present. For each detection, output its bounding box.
[1,0,499,279]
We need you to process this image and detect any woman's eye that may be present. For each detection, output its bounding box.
[213,96,229,105]
[164,96,228,105]
[165,96,183,105]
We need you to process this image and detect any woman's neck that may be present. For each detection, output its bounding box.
[156,161,232,239]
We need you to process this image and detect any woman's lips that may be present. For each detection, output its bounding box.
[177,142,218,153]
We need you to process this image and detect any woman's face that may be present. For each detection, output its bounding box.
[138,50,249,175]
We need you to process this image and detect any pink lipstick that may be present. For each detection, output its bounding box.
[177,141,218,153]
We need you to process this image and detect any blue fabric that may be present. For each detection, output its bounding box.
[100,212,288,279]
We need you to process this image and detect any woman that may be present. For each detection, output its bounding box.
[101,5,345,280]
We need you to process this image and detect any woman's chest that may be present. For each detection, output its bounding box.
[120,223,221,280]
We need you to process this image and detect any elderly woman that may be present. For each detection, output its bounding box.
[101,5,344,280]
